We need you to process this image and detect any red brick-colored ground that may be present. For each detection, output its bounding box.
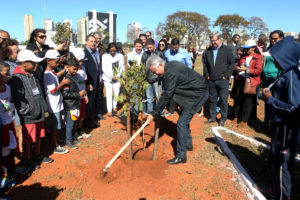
[7,112,249,200]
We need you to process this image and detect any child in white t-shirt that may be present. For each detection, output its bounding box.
[43,50,70,154]
[72,48,90,139]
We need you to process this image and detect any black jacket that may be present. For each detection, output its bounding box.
[141,49,165,83]
[227,42,241,60]
[83,48,101,87]
[152,61,208,116]
[61,73,80,111]
[203,44,235,81]
[10,66,48,124]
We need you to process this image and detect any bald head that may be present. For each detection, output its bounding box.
[0,30,10,44]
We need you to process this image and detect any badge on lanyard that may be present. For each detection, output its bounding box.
[32,87,40,96]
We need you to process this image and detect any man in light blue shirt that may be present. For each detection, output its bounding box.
[164,38,193,69]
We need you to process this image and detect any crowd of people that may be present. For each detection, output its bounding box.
[0,27,299,200]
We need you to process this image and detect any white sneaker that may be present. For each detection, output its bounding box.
[54,145,69,154]
[82,133,91,139]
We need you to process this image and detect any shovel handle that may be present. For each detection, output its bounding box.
[103,120,150,172]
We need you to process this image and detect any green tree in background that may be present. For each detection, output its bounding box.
[247,17,268,39]
[53,22,72,44]
[214,14,249,41]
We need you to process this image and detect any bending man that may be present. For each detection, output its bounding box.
[146,55,208,164]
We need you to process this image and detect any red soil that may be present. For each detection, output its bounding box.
[7,113,249,200]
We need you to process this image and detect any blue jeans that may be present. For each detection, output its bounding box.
[66,111,76,142]
[176,91,209,159]
[145,81,158,113]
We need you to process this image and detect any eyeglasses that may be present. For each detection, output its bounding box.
[38,35,47,39]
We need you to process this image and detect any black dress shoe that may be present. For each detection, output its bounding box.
[186,146,193,151]
[167,157,187,164]
[204,119,216,124]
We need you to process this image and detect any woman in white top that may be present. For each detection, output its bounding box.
[102,43,124,116]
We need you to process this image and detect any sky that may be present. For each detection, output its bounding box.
[1,0,299,42]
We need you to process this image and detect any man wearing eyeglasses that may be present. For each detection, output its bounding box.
[203,31,235,127]
[0,30,10,48]
[145,31,158,48]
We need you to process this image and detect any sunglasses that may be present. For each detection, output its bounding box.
[0,37,8,41]
[159,43,165,46]
[38,35,47,39]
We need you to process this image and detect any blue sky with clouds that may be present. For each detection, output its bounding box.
[1,0,299,42]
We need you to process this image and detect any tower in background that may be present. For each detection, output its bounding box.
[77,17,87,45]
[24,15,34,41]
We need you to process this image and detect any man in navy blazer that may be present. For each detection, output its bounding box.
[83,34,102,128]
[203,31,235,127]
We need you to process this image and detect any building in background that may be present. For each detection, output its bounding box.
[43,19,56,47]
[24,15,34,41]
[86,10,117,43]
[77,17,87,45]
[126,22,141,44]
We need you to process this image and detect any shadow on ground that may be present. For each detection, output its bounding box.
[8,183,64,200]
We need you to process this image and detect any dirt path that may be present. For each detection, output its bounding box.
[7,111,254,200]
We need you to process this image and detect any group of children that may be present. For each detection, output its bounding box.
[0,47,91,195]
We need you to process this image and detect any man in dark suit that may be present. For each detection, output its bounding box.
[203,31,235,127]
[227,34,241,61]
[83,34,102,128]
[146,56,208,164]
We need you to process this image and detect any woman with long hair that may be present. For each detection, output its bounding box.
[157,39,168,53]
[233,40,263,127]
[102,43,124,117]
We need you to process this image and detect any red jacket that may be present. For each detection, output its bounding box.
[238,53,263,87]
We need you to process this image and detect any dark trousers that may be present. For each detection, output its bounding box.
[270,123,298,200]
[176,91,209,159]
[85,83,103,123]
[233,77,257,122]
[208,79,229,121]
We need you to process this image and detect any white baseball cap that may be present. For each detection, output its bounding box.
[71,48,85,61]
[17,49,44,62]
[45,50,60,59]
[243,40,257,48]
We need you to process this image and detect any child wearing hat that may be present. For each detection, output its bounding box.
[10,49,52,170]
[72,48,90,139]
[61,53,85,149]
[43,50,70,154]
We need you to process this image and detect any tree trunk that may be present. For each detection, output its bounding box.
[124,56,133,160]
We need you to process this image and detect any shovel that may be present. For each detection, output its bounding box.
[103,120,150,173]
